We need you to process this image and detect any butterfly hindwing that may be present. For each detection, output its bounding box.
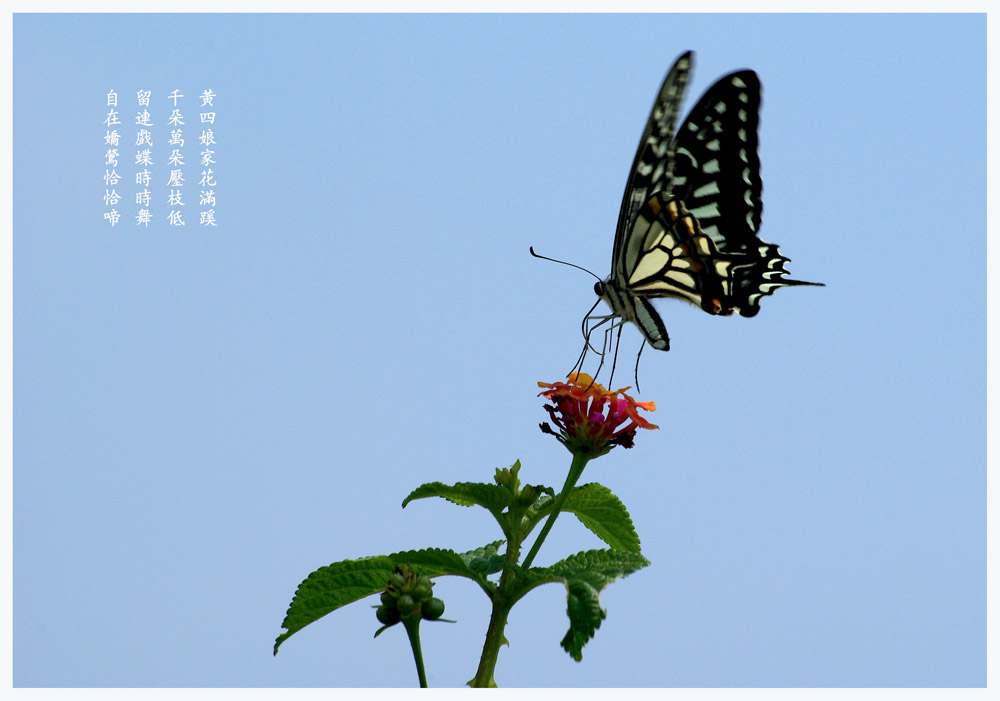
[625,194,814,318]
[623,195,706,307]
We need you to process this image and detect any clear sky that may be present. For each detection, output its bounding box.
[13,13,985,688]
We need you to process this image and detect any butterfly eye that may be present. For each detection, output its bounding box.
[594,281,605,296]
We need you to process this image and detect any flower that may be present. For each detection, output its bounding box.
[537,373,658,456]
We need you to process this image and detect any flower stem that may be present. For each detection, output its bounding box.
[469,518,529,688]
[403,617,427,688]
[521,452,590,569]
[469,594,512,688]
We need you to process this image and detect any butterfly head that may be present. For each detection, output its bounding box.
[594,276,624,310]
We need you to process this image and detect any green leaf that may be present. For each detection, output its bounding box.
[402,481,512,521]
[519,549,650,661]
[458,540,506,576]
[274,543,503,655]
[564,484,641,553]
[524,483,641,553]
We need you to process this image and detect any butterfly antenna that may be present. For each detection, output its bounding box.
[530,247,603,282]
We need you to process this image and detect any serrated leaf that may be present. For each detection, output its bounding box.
[524,493,556,530]
[518,549,650,661]
[274,545,496,654]
[561,579,605,660]
[459,540,507,576]
[402,481,512,520]
[564,483,641,553]
[524,483,641,553]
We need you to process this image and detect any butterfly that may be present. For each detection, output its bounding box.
[551,51,822,384]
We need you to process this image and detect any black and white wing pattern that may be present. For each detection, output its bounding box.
[596,51,821,354]
[670,69,762,252]
[613,51,692,267]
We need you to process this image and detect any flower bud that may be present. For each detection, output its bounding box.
[396,594,417,616]
[422,597,445,620]
[376,604,400,626]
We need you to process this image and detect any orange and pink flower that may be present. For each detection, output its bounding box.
[537,373,658,455]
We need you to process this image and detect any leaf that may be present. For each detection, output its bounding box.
[564,484,641,553]
[561,578,606,661]
[524,483,641,553]
[523,493,555,531]
[459,540,507,576]
[519,549,650,661]
[274,543,502,655]
[402,481,512,521]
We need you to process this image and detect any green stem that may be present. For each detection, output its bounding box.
[469,594,512,688]
[403,617,427,688]
[470,524,524,687]
[470,451,591,686]
[521,451,590,569]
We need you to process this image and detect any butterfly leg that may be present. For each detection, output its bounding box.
[588,324,612,388]
[572,323,604,385]
[582,308,614,355]
[570,332,596,381]
[572,299,606,377]
[633,339,646,393]
[587,317,626,389]
[607,322,625,388]
[574,311,613,378]
[570,338,589,380]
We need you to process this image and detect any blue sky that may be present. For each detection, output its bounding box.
[13,13,985,687]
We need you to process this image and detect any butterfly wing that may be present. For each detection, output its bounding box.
[599,54,820,358]
[612,51,692,282]
[623,194,818,318]
[619,66,822,322]
[669,70,763,251]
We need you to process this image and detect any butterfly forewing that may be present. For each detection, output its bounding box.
[613,51,692,274]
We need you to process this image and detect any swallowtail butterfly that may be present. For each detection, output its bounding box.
[573,51,821,377]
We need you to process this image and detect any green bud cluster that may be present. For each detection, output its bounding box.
[375,565,445,627]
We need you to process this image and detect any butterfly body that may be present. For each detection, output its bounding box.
[595,276,671,351]
[590,51,822,362]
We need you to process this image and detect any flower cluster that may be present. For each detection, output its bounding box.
[537,373,658,457]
